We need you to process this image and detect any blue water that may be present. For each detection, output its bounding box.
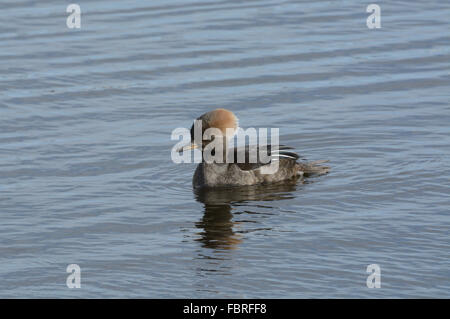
[0,0,449,298]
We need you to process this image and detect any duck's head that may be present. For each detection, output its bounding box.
[178,108,239,153]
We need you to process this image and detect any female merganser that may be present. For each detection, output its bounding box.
[179,108,329,188]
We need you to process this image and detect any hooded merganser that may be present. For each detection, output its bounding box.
[178,108,329,188]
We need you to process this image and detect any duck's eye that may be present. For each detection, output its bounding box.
[190,123,195,141]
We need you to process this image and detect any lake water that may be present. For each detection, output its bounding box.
[0,0,449,298]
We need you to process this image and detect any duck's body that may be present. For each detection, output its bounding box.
[179,108,329,188]
[193,159,296,188]
[192,144,302,188]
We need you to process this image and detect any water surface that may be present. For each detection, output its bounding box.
[0,0,449,298]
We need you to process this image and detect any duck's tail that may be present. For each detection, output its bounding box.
[297,160,330,176]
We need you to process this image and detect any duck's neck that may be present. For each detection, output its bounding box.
[201,137,229,164]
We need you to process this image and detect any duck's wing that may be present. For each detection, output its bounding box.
[228,144,300,171]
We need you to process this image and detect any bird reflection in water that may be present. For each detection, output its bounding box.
[193,178,300,251]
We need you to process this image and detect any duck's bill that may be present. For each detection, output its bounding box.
[177,142,199,153]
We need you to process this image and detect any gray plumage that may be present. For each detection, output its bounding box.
[180,108,329,188]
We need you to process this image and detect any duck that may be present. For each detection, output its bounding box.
[178,108,329,188]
